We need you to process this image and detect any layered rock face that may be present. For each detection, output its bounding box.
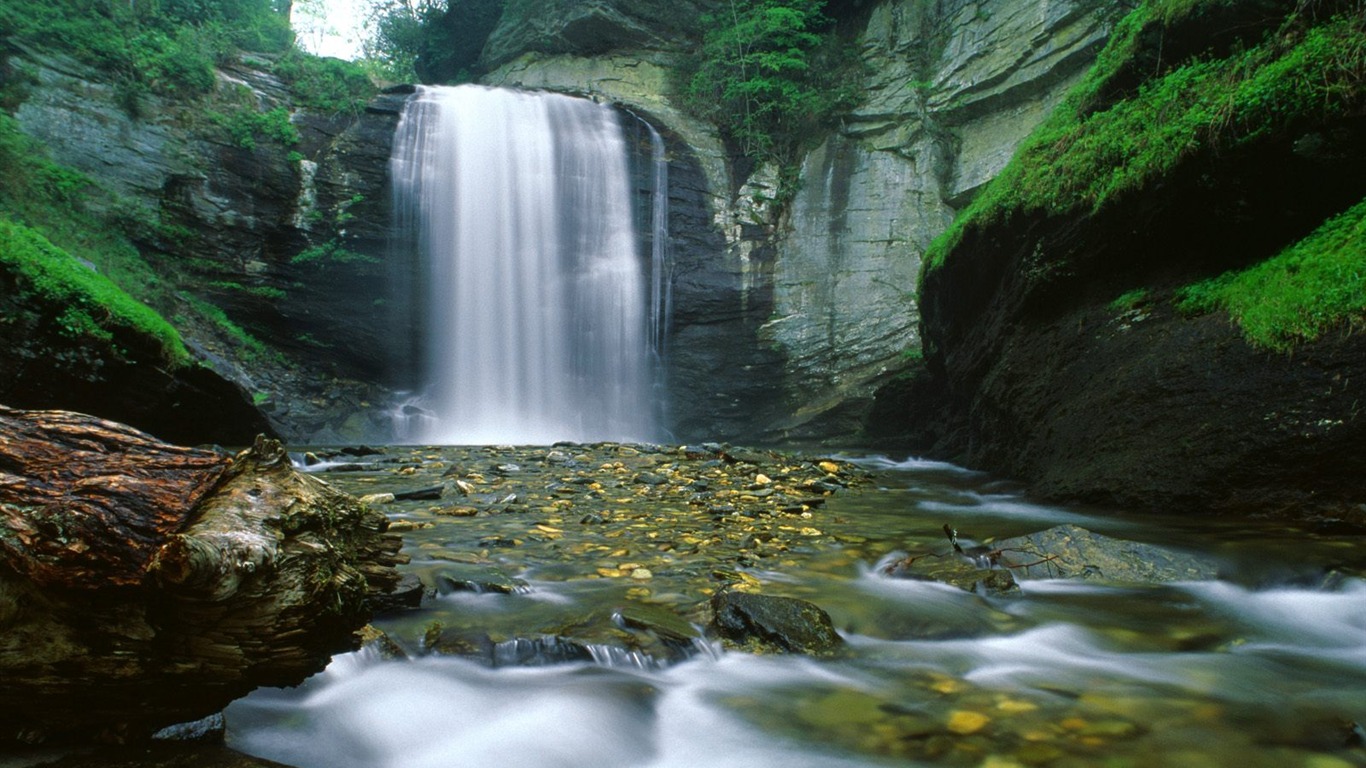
[5,0,1120,447]
[758,0,1116,440]
[912,3,1366,517]
[9,49,406,441]
[483,0,716,69]
[485,0,1119,442]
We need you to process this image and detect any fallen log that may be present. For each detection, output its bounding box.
[0,405,406,744]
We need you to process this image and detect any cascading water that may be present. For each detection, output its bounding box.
[389,85,663,444]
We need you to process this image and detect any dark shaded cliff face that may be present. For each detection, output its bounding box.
[7,49,410,443]
[909,2,1366,518]
[482,0,719,69]
[0,278,275,446]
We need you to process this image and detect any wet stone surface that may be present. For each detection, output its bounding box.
[222,452,1366,768]
[302,442,874,664]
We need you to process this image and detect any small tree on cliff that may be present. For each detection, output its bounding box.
[681,0,860,164]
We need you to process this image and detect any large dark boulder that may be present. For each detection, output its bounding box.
[709,590,843,655]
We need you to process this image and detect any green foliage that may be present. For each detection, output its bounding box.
[360,0,445,82]
[209,105,300,150]
[295,331,330,348]
[924,2,1366,272]
[0,0,292,106]
[0,217,190,366]
[359,0,505,83]
[1109,288,1151,312]
[0,113,194,366]
[271,48,377,113]
[208,280,287,300]
[335,193,365,225]
[181,294,283,365]
[678,0,863,163]
[1175,198,1366,351]
[291,239,379,268]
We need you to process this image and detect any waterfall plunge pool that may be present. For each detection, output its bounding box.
[227,447,1366,768]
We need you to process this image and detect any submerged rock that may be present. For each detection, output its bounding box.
[426,563,530,595]
[881,554,1019,596]
[709,590,843,655]
[881,524,1219,592]
[987,524,1221,583]
[368,573,428,613]
[421,602,706,669]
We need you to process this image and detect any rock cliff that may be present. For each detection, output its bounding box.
[6,46,406,442]
[759,0,1115,441]
[484,0,1119,441]
[909,0,1366,518]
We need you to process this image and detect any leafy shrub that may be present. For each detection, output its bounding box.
[272,48,377,114]
[209,105,301,150]
[678,0,863,163]
[291,239,379,268]
[1109,288,1151,312]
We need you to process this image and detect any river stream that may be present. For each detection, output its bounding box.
[226,449,1366,768]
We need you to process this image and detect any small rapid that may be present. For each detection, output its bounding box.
[227,451,1366,768]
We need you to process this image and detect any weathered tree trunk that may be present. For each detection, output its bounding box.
[0,406,405,744]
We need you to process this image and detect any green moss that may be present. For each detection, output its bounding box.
[924,3,1366,272]
[271,49,377,115]
[1109,288,1151,312]
[0,114,192,363]
[1176,198,1366,351]
[208,280,287,300]
[181,295,284,366]
[0,217,190,366]
[208,105,301,150]
[291,240,379,268]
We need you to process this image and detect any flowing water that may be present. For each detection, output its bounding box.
[388,86,660,444]
[227,451,1366,768]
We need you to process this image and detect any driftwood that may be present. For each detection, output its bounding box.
[0,406,405,744]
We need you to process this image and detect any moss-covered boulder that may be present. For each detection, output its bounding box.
[904,0,1366,519]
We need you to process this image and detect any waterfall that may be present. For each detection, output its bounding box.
[389,85,662,445]
[646,122,672,427]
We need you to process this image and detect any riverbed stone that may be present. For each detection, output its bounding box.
[426,564,530,595]
[368,573,428,613]
[988,525,1221,583]
[881,552,1020,596]
[709,590,843,655]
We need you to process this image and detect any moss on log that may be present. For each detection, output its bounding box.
[0,406,405,744]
